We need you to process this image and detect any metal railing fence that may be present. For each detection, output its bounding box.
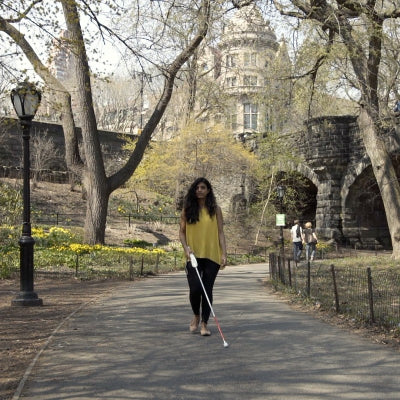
[0,211,181,227]
[269,253,400,328]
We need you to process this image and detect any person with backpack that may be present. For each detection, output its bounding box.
[290,219,303,262]
[302,221,318,261]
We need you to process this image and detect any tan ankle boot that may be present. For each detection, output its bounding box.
[200,322,211,336]
[189,315,200,333]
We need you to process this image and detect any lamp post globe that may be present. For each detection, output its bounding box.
[277,185,285,200]
[10,81,43,307]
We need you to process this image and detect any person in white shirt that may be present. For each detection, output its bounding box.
[290,219,303,262]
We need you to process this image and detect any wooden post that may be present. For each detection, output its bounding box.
[129,257,134,281]
[268,253,272,277]
[278,255,283,283]
[288,258,292,287]
[367,267,375,323]
[330,264,340,313]
[306,261,311,296]
[155,253,160,274]
[75,254,79,278]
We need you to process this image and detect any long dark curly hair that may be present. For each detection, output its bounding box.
[183,177,217,224]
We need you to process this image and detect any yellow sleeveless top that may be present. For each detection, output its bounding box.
[186,208,221,265]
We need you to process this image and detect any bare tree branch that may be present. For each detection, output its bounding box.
[109,0,212,191]
[3,0,43,23]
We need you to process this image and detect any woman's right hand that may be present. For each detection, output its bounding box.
[185,246,192,261]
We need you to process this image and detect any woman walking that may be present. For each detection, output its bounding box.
[302,221,318,261]
[179,177,227,336]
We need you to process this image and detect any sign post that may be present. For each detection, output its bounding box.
[276,214,285,257]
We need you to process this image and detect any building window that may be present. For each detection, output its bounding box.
[243,75,257,86]
[226,54,236,67]
[244,53,257,66]
[244,103,258,130]
[226,76,237,87]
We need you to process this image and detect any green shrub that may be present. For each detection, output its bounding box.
[0,182,22,225]
[0,249,19,278]
[123,238,153,248]
[32,226,76,247]
[0,225,19,251]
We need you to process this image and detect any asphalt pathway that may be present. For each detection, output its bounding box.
[19,264,400,399]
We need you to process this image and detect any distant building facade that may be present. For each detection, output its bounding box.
[197,5,290,144]
[48,30,75,82]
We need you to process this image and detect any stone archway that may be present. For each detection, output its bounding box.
[341,156,371,213]
[341,154,400,249]
[344,165,390,248]
[278,162,319,229]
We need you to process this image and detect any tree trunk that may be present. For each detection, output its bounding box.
[83,173,110,244]
[62,0,108,244]
[358,108,400,258]
[59,91,82,172]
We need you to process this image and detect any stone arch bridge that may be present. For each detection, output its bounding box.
[288,115,400,249]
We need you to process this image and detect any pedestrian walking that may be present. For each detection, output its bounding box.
[302,221,318,261]
[179,177,227,336]
[290,219,303,262]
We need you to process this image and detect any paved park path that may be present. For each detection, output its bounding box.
[18,264,400,399]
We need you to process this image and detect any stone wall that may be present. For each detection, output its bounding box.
[0,117,130,181]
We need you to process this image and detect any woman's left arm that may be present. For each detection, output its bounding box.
[216,206,227,268]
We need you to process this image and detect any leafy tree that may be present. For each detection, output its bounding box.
[128,121,256,204]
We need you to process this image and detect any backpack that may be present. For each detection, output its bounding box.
[296,224,301,238]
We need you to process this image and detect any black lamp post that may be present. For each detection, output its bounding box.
[10,82,43,307]
[276,185,286,256]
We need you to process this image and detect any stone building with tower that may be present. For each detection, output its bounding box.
[197,5,291,145]
[193,5,293,220]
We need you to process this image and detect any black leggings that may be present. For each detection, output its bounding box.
[185,258,220,324]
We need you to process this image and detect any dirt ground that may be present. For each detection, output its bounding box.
[0,277,131,400]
